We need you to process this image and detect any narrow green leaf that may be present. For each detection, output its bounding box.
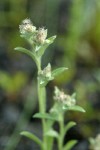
[47,35,57,43]
[39,77,54,87]
[14,47,37,64]
[52,67,68,78]
[45,129,59,138]
[63,105,86,113]
[20,131,42,148]
[71,93,76,99]
[63,140,77,150]
[33,112,58,121]
[36,35,56,57]
[64,121,76,135]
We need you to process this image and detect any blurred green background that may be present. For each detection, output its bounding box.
[0,0,100,150]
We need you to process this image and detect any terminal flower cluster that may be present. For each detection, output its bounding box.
[19,18,47,45]
[19,19,36,34]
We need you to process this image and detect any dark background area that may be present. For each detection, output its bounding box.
[0,0,100,150]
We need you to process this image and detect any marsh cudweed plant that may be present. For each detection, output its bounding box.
[15,18,85,150]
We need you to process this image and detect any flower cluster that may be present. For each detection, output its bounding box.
[90,134,100,150]
[41,63,51,78]
[39,63,53,85]
[36,28,47,44]
[19,18,47,45]
[54,87,76,107]
[19,19,36,34]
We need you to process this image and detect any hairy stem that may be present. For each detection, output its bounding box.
[58,115,64,150]
[37,57,47,150]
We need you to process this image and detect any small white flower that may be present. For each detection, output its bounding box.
[90,134,100,150]
[36,27,47,44]
[42,63,51,78]
[65,95,76,107]
[19,18,36,34]
[54,87,67,103]
[54,87,76,107]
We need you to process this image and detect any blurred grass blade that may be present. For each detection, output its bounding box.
[63,140,77,150]
[20,131,42,148]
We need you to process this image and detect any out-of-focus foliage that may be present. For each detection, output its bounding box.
[0,71,28,96]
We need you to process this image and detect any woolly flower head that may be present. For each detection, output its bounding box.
[19,18,36,34]
[90,134,100,150]
[36,27,47,44]
[42,63,51,78]
[19,18,48,45]
[54,87,76,107]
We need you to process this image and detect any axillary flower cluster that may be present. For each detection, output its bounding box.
[54,86,76,107]
[41,63,52,78]
[19,18,47,45]
[90,134,100,150]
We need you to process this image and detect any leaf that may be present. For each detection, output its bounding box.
[71,93,76,99]
[39,77,54,87]
[20,131,42,148]
[33,112,58,121]
[51,67,68,78]
[38,70,53,86]
[64,121,76,135]
[47,35,57,43]
[36,35,56,57]
[45,129,59,138]
[63,140,77,150]
[63,105,86,113]
[14,47,37,64]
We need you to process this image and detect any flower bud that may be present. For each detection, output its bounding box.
[54,87,76,107]
[42,63,51,78]
[54,87,67,103]
[90,134,100,150]
[36,27,47,44]
[65,95,76,107]
[19,18,36,34]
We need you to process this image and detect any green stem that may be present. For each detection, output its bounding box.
[37,57,47,150]
[37,81,46,113]
[58,114,64,150]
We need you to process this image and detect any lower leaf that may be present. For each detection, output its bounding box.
[63,140,77,150]
[20,131,43,148]
[64,121,76,136]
